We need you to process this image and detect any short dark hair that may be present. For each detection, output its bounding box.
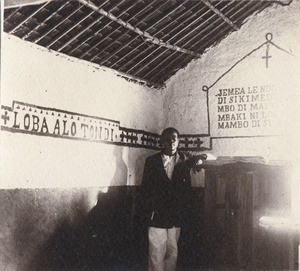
[161,127,180,141]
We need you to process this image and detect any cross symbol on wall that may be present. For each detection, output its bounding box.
[120,131,126,142]
[121,131,138,143]
[141,135,147,145]
[182,137,193,148]
[148,137,156,146]
[127,133,138,143]
[141,134,157,146]
[1,111,10,125]
[141,135,152,145]
[262,45,272,68]
[193,138,203,148]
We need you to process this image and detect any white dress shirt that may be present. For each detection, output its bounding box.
[161,153,178,180]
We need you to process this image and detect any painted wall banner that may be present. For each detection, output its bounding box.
[1,101,210,151]
[1,101,120,142]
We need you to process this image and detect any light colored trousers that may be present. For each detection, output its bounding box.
[148,227,181,271]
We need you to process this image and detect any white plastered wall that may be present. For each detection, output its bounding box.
[164,1,300,161]
[1,2,300,190]
[0,34,163,189]
[164,0,300,212]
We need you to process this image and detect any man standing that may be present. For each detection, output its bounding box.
[141,127,207,271]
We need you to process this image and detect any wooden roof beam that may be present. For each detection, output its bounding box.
[94,0,172,65]
[114,2,207,71]
[76,0,200,57]
[123,3,205,74]
[133,2,221,77]
[4,0,52,9]
[81,0,160,62]
[200,0,239,31]
[8,1,50,34]
[66,0,138,55]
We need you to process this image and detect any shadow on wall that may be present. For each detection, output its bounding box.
[25,194,90,271]
[2,148,207,271]
[20,188,207,271]
[110,146,128,186]
[4,146,148,271]
[24,187,148,271]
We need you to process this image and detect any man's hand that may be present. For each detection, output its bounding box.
[190,153,216,172]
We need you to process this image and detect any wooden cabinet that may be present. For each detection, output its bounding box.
[204,160,294,269]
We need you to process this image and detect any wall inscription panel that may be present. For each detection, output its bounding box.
[216,84,278,131]
[206,36,298,140]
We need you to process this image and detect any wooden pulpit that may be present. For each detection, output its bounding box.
[203,157,297,270]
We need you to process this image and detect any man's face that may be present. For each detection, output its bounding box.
[163,132,179,155]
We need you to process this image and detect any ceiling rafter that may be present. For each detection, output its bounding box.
[112,2,204,71]
[4,0,273,87]
[146,22,228,81]
[4,6,22,21]
[8,1,50,34]
[46,8,95,48]
[33,2,84,44]
[56,13,102,52]
[21,1,69,40]
[76,0,200,57]
[76,0,157,59]
[65,0,140,56]
[95,0,176,66]
[141,2,234,80]
[201,0,239,31]
[134,2,225,78]
[151,24,232,84]
[56,0,129,52]
[43,0,123,49]
[184,2,241,51]
[152,2,259,84]
[124,2,208,74]
[85,0,168,63]
[234,1,272,25]
[151,1,265,83]
[191,0,263,51]
[4,0,52,8]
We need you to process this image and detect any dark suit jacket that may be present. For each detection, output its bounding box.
[141,151,203,228]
